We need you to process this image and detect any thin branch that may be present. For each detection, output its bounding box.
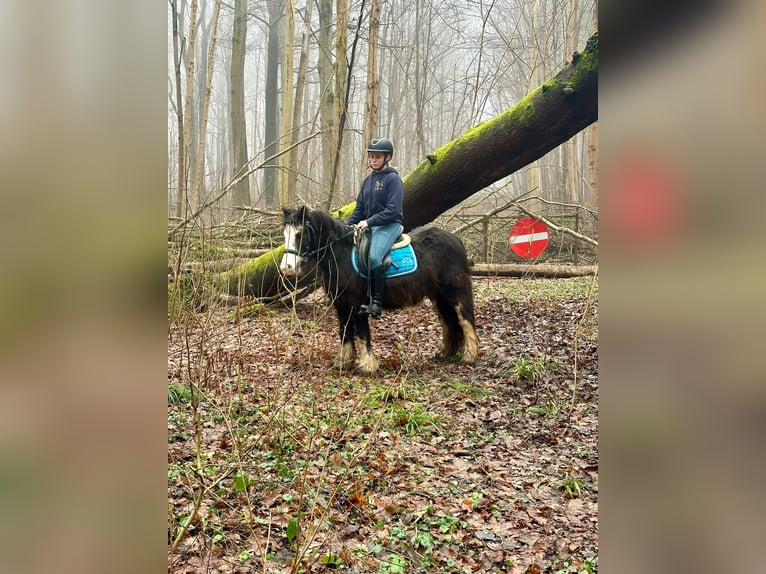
[232,206,282,216]
[449,187,598,249]
[169,131,322,236]
[514,200,598,247]
[518,194,598,218]
[452,197,520,234]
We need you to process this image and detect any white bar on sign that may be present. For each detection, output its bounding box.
[510,232,549,244]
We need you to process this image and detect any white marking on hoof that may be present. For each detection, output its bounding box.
[456,304,479,363]
[356,345,379,374]
[333,341,356,370]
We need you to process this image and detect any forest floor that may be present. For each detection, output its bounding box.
[168,276,598,574]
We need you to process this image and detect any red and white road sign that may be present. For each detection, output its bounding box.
[509,217,549,259]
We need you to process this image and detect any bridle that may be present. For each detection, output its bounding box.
[283,225,357,261]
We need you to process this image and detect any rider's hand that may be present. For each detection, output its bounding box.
[357,220,369,231]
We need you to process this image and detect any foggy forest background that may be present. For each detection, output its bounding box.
[168,0,598,263]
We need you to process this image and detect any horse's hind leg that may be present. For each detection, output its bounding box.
[432,296,464,360]
[456,301,479,363]
[433,294,479,363]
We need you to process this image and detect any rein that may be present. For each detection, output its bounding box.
[286,226,356,260]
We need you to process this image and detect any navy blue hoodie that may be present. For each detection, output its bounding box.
[346,167,404,227]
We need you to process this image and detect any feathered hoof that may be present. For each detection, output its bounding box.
[353,351,379,376]
[433,349,477,364]
[332,357,356,371]
[353,365,377,377]
[432,352,457,364]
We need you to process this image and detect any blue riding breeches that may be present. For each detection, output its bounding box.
[366,222,404,270]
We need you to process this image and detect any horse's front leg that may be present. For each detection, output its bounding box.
[333,304,357,371]
[353,312,379,375]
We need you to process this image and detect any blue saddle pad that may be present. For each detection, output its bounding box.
[352,243,418,279]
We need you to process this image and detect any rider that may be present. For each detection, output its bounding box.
[346,137,404,318]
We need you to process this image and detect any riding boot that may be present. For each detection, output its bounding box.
[360,266,386,318]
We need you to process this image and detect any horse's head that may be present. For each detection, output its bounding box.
[280,205,312,275]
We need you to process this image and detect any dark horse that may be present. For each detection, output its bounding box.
[280,205,478,375]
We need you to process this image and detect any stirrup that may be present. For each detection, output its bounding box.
[359,300,382,318]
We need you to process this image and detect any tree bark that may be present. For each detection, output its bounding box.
[221,32,598,298]
[469,263,597,278]
[317,0,335,205]
[181,0,198,216]
[191,0,223,216]
[230,0,250,208]
[323,0,350,210]
[170,0,186,219]
[263,1,282,207]
[286,0,313,204]
[361,0,380,180]
[278,0,295,206]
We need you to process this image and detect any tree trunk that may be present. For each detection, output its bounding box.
[286,0,313,204]
[191,0,223,217]
[323,0,349,210]
[181,0,198,216]
[230,0,250,208]
[190,1,211,212]
[278,0,295,206]
[318,0,335,206]
[170,0,186,218]
[263,1,282,207]
[586,0,598,207]
[221,32,598,298]
[470,263,597,278]
[361,0,380,180]
[564,0,581,203]
[588,121,598,205]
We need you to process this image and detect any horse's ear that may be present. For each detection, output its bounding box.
[296,204,311,222]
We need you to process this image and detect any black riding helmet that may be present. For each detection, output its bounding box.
[366,137,394,156]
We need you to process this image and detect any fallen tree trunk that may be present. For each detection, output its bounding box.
[470,264,598,278]
[220,32,598,299]
[402,34,598,229]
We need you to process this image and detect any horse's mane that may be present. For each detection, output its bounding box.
[307,208,353,245]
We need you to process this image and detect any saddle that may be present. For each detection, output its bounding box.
[352,230,418,279]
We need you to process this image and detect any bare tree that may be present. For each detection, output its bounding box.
[180,0,199,214]
[170,0,187,218]
[564,0,583,203]
[321,0,350,209]
[277,0,296,206]
[286,0,314,204]
[361,0,381,180]
[412,0,431,159]
[468,0,496,126]
[230,0,250,209]
[190,0,224,216]
[587,0,598,206]
[317,0,335,205]
[263,0,282,207]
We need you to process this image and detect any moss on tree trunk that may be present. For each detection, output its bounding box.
[220,204,357,296]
